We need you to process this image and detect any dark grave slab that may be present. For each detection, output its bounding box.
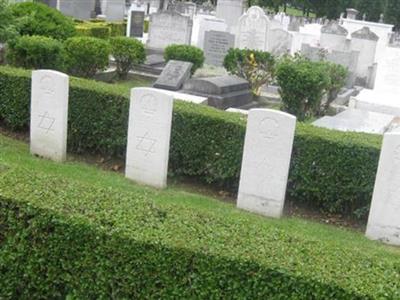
[153,60,193,91]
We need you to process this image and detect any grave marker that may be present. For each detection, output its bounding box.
[125,88,173,188]
[366,131,400,246]
[153,60,193,91]
[127,9,145,38]
[30,70,69,162]
[204,30,235,66]
[237,109,296,218]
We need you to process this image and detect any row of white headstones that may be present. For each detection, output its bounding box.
[31,70,399,246]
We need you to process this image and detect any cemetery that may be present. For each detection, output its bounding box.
[0,0,400,298]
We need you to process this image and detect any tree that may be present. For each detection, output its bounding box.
[385,0,400,29]
[354,0,386,22]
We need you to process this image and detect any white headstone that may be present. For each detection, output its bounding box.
[30,70,69,162]
[125,88,173,188]
[216,0,244,29]
[267,29,293,56]
[237,6,269,51]
[237,109,296,218]
[147,11,193,50]
[366,132,400,246]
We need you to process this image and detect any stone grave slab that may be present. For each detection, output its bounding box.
[182,75,252,109]
[153,60,193,91]
[312,109,395,134]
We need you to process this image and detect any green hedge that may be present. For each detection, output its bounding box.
[0,66,382,218]
[0,163,399,299]
[74,21,126,38]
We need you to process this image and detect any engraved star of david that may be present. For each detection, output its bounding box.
[136,132,157,156]
[38,111,55,133]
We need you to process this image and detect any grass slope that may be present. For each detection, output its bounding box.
[0,134,399,298]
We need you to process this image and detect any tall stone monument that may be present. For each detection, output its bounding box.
[237,109,296,218]
[30,70,69,162]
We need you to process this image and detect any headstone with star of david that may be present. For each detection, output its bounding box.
[125,88,174,188]
[30,70,69,162]
[237,109,296,218]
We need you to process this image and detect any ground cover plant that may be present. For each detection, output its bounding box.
[0,134,399,299]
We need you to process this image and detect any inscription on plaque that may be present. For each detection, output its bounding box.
[204,30,235,66]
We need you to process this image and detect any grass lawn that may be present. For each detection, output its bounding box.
[0,133,399,298]
[112,74,154,93]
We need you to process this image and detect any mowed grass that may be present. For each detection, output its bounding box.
[0,133,398,249]
[0,133,400,297]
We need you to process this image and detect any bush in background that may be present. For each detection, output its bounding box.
[0,0,19,44]
[6,35,64,70]
[276,55,330,121]
[11,2,75,40]
[164,44,205,74]
[75,23,111,39]
[64,36,110,78]
[321,61,348,113]
[110,37,146,79]
[224,48,275,96]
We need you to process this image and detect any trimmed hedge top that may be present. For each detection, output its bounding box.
[0,65,382,218]
[0,135,399,299]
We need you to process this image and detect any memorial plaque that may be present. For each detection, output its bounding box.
[30,70,69,162]
[129,10,145,38]
[125,88,173,188]
[237,109,296,218]
[153,60,193,91]
[204,30,235,66]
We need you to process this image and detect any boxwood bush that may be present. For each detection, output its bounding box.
[110,36,146,79]
[64,36,110,78]
[6,35,65,70]
[11,2,76,40]
[75,23,111,39]
[0,66,382,218]
[1,165,399,299]
[164,44,205,74]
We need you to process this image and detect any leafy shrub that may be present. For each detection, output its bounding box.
[75,23,111,39]
[0,65,382,219]
[110,37,146,79]
[0,0,18,43]
[108,21,126,36]
[276,55,330,121]
[224,48,275,96]
[322,61,348,112]
[11,2,75,40]
[164,44,204,74]
[64,36,110,78]
[6,35,64,70]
